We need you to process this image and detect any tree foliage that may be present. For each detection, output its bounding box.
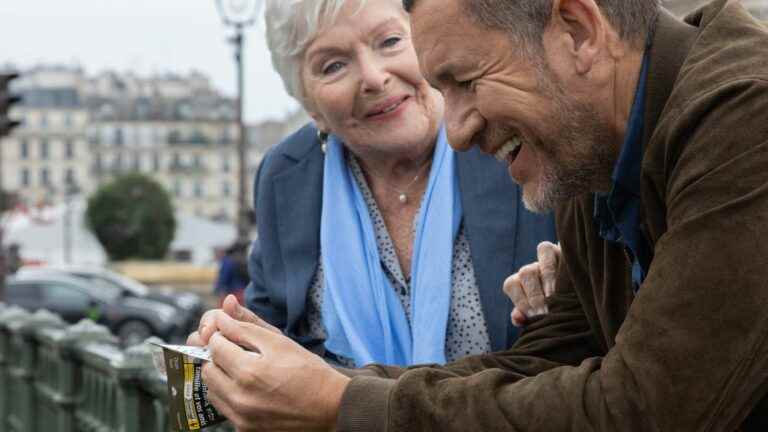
[86,173,176,261]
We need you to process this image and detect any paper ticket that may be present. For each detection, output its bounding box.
[150,342,226,431]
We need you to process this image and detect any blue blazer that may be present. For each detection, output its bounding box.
[245,123,557,355]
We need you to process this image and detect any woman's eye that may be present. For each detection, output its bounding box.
[322,61,345,76]
[381,36,402,48]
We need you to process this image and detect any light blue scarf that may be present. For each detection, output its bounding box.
[320,126,461,367]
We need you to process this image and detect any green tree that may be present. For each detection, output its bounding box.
[86,173,176,260]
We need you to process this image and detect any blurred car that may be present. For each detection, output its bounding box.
[49,265,205,321]
[8,267,203,346]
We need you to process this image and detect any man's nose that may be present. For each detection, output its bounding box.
[445,98,483,152]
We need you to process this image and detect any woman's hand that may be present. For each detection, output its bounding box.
[201,312,350,432]
[503,241,561,327]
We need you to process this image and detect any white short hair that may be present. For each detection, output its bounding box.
[267,0,416,109]
[266,0,371,107]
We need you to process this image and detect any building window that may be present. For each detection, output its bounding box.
[65,140,74,159]
[194,181,203,198]
[173,180,182,197]
[132,153,141,172]
[222,181,231,197]
[40,139,49,160]
[20,168,30,187]
[20,139,29,159]
[94,154,103,174]
[64,113,73,127]
[114,153,123,171]
[115,127,124,146]
[41,168,50,186]
[193,154,202,169]
[222,156,230,173]
[40,114,48,128]
[170,152,180,169]
[152,153,160,171]
[168,130,181,144]
[65,168,76,186]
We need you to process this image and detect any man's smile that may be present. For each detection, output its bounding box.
[493,135,523,165]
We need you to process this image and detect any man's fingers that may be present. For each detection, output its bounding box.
[207,313,288,374]
[503,273,532,318]
[222,294,282,335]
[201,362,239,420]
[197,305,280,346]
[519,264,547,314]
[187,331,204,346]
[536,241,559,263]
[537,241,561,297]
[511,308,527,327]
[207,329,264,381]
[198,309,224,343]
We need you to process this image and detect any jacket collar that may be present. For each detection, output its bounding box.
[641,8,699,151]
[278,123,323,162]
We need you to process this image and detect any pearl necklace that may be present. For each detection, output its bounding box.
[364,157,432,205]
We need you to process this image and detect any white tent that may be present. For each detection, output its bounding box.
[171,212,237,264]
[5,199,107,266]
[5,198,237,266]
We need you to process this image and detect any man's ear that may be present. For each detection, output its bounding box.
[550,0,605,75]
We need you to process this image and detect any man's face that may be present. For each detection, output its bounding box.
[410,0,615,212]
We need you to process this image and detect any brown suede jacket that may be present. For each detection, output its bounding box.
[336,1,768,430]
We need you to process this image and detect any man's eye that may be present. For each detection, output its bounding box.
[458,79,475,91]
[381,36,402,48]
[322,61,345,75]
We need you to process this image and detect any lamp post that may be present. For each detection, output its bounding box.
[63,179,80,265]
[215,0,263,244]
[0,72,21,302]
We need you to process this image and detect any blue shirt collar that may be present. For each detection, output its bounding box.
[593,50,652,292]
[611,51,650,197]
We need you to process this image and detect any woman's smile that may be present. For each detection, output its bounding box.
[363,95,411,121]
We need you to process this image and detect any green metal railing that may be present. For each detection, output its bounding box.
[0,303,234,432]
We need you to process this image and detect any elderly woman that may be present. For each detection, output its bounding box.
[243,0,556,368]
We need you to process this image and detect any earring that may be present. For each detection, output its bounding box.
[317,130,329,153]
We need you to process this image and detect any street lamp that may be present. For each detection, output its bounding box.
[215,0,263,244]
[63,179,81,265]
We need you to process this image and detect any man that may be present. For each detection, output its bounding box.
[190,0,768,430]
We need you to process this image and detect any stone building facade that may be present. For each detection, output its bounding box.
[1,65,308,221]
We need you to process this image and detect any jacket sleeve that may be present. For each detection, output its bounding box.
[337,198,604,430]
[244,151,286,328]
[336,81,768,431]
[355,235,602,379]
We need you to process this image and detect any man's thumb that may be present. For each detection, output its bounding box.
[223,294,245,320]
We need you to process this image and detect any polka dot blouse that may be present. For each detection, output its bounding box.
[305,153,492,367]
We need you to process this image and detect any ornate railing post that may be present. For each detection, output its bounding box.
[0,305,30,430]
[4,309,64,432]
[114,338,169,432]
[37,319,117,432]
[75,341,125,431]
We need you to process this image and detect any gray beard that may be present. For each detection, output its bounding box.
[521,74,616,214]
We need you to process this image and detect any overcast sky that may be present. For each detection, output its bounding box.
[0,0,300,123]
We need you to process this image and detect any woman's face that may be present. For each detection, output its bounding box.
[302,0,444,159]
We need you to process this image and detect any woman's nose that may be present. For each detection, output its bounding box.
[359,58,390,93]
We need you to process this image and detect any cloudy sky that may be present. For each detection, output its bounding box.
[0,0,300,122]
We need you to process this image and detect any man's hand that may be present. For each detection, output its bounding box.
[193,303,350,432]
[503,241,561,327]
[186,294,281,347]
